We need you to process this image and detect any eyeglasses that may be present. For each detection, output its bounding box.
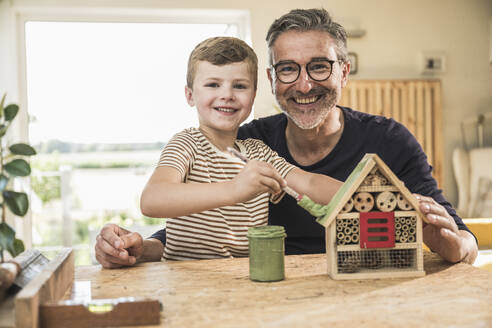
[272,59,344,84]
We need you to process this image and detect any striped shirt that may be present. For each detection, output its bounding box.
[158,128,295,260]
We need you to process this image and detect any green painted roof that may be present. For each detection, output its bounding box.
[316,155,373,226]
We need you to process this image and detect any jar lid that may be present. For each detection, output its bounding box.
[247,225,286,238]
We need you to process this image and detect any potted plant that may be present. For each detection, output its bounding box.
[0,93,36,263]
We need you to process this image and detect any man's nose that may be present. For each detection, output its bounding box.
[296,68,314,94]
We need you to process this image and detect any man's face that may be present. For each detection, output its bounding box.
[267,30,349,130]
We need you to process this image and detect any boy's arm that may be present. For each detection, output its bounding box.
[285,168,343,205]
[140,161,286,218]
[140,166,236,218]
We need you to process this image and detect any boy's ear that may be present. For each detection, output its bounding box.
[184,86,195,107]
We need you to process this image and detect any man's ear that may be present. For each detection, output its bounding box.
[184,86,195,107]
[266,68,274,94]
[341,61,351,88]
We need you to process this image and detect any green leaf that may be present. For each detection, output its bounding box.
[7,238,25,257]
[3,190,29,216]
[0,93,6,118]
[5,159,31,176]
[9,143,37,156]
[0,124,8,138]
[0,174,9,191]
[0,222,15,250]
[4,104,19,121]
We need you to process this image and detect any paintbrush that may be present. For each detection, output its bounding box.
[226,147,303,201]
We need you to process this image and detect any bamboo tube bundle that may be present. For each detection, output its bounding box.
[336,218,361,245]
[394,216,417,243]
[337,232,345,244]
[395,228,402,242]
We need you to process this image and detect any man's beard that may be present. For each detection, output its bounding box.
[275,85,338,130]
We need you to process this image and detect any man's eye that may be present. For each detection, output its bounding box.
[309,63,330,72]
[277,65,297,74]
[205,83,219,88]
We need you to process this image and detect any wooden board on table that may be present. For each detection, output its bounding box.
[15,248,74,328]
[40,298,161,328]
[0,248,73,328]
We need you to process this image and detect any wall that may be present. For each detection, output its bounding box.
[1,0,491,207]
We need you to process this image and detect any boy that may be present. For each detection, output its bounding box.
[140,37,342,260]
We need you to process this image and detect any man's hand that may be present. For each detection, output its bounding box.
[95,223,144,268]
[415,194,478,264]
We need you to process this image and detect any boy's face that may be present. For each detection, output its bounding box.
[185,61,256,134]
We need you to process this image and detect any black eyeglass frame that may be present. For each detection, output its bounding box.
[272,59,344,84]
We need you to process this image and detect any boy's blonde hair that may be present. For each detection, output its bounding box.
[186,37,258,90]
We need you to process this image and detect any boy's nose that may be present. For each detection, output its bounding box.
[220,87,235,100]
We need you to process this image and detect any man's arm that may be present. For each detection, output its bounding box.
[381,120,477,264]
[416,195,478,264]
[137,238,165,263]
[95,224,163,268]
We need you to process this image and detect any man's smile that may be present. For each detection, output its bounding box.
[292,95,323,105]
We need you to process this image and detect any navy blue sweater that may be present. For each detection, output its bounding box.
[151,106,472,254]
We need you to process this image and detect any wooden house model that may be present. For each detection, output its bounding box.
[316,154,428,280]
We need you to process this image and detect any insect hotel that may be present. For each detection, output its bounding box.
[309,153,427,280]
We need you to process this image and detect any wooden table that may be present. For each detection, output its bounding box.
[73,252,492,328]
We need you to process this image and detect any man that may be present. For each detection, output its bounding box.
[95,8,477,268]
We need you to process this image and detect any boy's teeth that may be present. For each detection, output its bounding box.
[216,107,236,112]
[295,96,318,104]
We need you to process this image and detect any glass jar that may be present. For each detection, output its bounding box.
[247,225,286,282]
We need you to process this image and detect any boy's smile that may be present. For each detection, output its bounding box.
[185,61,256,148]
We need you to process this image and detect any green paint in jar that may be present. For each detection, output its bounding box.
[247,225,286,282]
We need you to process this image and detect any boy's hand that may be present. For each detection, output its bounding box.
[232,160,286,203]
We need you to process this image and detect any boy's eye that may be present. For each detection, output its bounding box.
[234,83,248,89]
[205,82,219,88]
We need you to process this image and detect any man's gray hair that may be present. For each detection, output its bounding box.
[266,8,348,65]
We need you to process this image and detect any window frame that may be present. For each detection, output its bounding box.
[12,6,251,248]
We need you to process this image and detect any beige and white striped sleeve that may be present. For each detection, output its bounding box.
[157,130,196,180]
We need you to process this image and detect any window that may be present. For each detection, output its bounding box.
[18,9,251,265]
